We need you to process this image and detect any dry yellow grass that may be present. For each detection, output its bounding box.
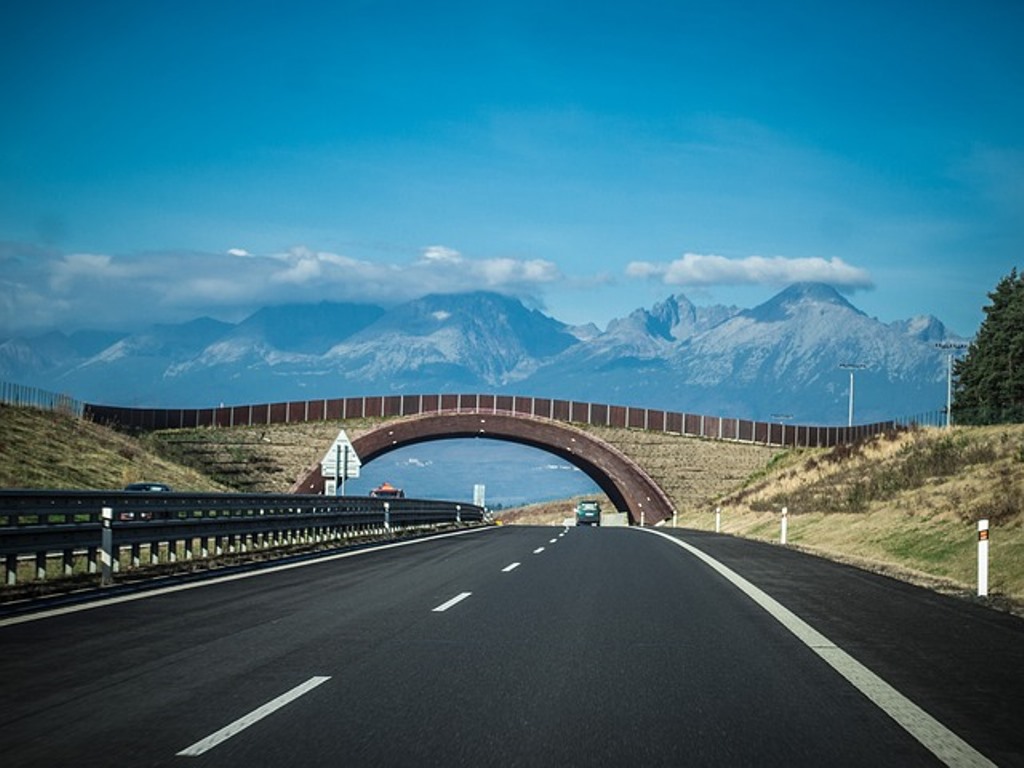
[673,424,1024,604]
[1,404,231,491]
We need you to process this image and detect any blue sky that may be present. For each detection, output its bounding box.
[2,0,1022,338]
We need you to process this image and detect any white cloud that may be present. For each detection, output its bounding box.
[402,458,433,468]
[420,245,463,264]
[0,240,567,334]
[625,253,873,290]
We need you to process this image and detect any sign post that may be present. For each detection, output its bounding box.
[320,430,361,496]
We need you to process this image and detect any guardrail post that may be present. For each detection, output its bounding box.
[100,506,114,587]
[5,554,16,586]
[978,519,990,597]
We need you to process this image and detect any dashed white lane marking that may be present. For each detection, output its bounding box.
[533,547,545,554]
[638,528,996,768]
[177,676,330,757]
[502,562,521,573]
[549,538,558,544]
[432,592,472,612]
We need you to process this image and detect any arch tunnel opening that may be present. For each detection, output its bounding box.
[294,412,676,525]
[342,437,605,510]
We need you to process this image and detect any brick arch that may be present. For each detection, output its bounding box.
[292,412,676,526]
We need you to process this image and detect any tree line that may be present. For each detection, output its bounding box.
[953,268,1024,425]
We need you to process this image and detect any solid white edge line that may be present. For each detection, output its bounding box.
[0,526,497,628]
[432,591,472,612]
[637,528,995,768]
[177,675,331,757]
[502,562,521,572]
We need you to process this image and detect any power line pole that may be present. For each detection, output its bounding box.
[936,342,969,428]
[839,363,868,427]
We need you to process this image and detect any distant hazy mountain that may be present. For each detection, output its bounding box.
[0,284,966,424]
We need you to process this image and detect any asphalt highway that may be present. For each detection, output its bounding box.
[1,525,1021,767]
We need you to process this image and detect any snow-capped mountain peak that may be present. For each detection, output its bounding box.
[1,285,966,423]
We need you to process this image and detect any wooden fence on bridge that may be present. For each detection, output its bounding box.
[84,393,898,448]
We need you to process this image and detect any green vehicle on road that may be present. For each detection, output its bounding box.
[575,499,601,526]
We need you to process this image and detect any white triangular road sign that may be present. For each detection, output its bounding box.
[320,429,362,478]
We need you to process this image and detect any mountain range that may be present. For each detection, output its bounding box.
[0,284,966,425]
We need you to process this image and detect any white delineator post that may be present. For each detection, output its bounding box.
[978,519,990,597]
[780,506,788,545]
[715,506,721,533]
[100,506,114,587]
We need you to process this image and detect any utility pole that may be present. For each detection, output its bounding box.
[838,363,868,427]
[936,342,969,428]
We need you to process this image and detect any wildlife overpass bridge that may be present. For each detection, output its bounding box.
[87,394,896,526]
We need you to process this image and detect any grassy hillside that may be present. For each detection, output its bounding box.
[677,424,1024,605]
[0,404,230,492]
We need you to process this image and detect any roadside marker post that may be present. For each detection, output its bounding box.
[715,506,721,533]
[780,506,788,546]
[978,519,990,597]
[100,506,114,587]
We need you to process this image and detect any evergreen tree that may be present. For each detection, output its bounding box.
[952,268,1024,424]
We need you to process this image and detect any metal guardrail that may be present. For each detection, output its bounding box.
[0,490,485,587]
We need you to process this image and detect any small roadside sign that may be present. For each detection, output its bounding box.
[320,429,362,479]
